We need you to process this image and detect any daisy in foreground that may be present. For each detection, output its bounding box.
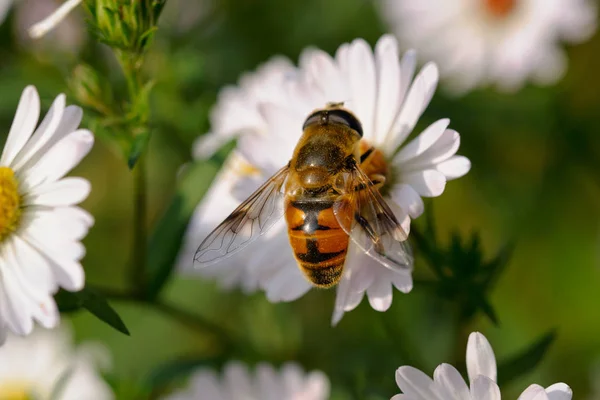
[179,34,470,325]
[0,86,94,340]
[393,331,571,400]
[0,326,113,399]
[379,0,597,93]
[163,361,329,400]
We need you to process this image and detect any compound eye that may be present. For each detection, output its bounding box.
[328,109,363,137]
[302,111,324,131]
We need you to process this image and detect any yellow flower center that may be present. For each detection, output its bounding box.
[0,167,21,242]
[0,382,33,400]
[484,0,516,17]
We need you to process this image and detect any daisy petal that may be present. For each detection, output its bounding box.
[401,170,446,197]
[470,375,501,400]
[1,86,40,167]
[466,332,497,383]
[395,366,441,399]
[437,156,471,180]
[518,384,549,400]
[25,177,91,207]
[545,383,572,400]
[390,183,424,218]
[433,363,469,399]
[394,119,450,164]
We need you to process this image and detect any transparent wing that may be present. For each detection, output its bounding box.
[194,165,289,267]
[333,165,413,273]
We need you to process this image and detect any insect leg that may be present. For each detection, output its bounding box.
[355,212,384,253]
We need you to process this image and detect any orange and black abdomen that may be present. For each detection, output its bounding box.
[285,198,350,288]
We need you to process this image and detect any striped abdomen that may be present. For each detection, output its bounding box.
[285,198,350,288]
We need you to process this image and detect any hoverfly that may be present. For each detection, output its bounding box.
[195,103,413,288]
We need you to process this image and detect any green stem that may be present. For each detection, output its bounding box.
[131,154,148,291]
[95,286,235,349]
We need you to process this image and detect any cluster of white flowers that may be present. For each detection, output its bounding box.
[0,0,596,397]
[391,332,572,400]
[163,362,330,400]
[0,326,113,399]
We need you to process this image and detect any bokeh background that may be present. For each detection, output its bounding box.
[1,0,600,398]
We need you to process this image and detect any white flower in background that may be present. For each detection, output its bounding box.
[180,35,470,325]
[163,361,329,400]
[392,332,572,400]
[27,0,82,39]
[0,0,12,25]
[0,85,94,341]
[0,326,113,399]
[16,0,85,54]
[380,0,598,93]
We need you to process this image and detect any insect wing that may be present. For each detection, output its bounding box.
[194,165,289,267]
[333,166,413,273]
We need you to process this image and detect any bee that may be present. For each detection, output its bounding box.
[195,103,413,288]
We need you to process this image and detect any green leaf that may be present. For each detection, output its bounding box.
[144,158,221,300]
[55,288,130,336]
[497,329,557,386]
[128,129,151,169]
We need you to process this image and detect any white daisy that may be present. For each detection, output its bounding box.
[379,0,598,93]
[0,326,113,399]
[162,361,329,400]
[0,85,94,341]
[182,35,470,325]
[392,331,572,400]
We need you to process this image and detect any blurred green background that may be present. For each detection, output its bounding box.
[2,0,600,398]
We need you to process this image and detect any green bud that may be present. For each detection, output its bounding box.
[68,64,113,115]
[83,0,167,54]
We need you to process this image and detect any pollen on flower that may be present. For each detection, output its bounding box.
[0,167,22,242]
[0,382,31,399]
[484,0,516,17]
[359,140,395,196]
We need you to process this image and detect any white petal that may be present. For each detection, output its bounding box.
[28,0,83,38]
[347,38,376,138]
[1,86,40,167]
[390,183,424,219]
[403,129,461,171]
[545,383,572,400]
[395,366,441,400]
[466,332,497,383]
[25,177,91,207]
[20,129,93,190]
[437,156,471,180]
[394,119,450,164]
[264,266,312,303]
[470,376,501,400]
[398,50,417,106]
[387,63,439,152]
[401,170,446,197]
[0,263,34,335]
[373,35,401,145]
[518,384,549,400]
[366,276,393,311]
[12,93,66,171]
[433,363,470,400]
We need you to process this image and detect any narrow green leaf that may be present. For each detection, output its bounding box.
[128,130,151,169]
[497,330,557,386]
[55,288,130,336]
[144,158,221,300]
